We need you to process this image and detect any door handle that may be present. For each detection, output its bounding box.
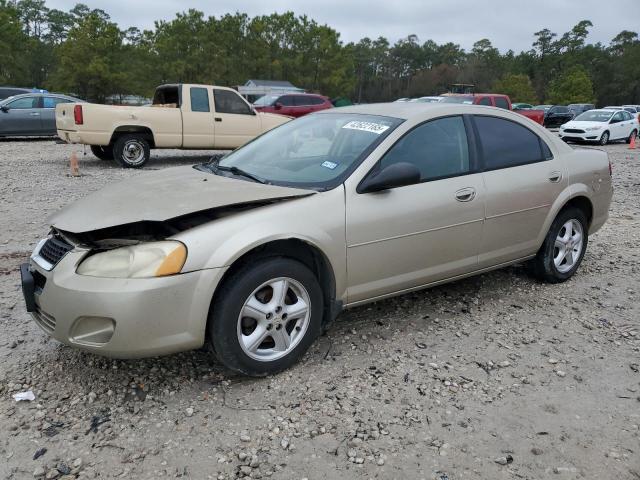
[548,171,562,183]
[214,117,222,122]
[30,112,40,116]
[455,187,476,202]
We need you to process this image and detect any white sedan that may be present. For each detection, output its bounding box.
[559,109,638,145]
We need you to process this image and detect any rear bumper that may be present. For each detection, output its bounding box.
[23,249,226,358]
[57,129,111,146]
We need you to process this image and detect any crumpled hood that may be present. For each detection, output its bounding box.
[50,166,314,233]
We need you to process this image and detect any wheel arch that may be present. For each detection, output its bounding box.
[210,238,340,329]
[109,125,156,147]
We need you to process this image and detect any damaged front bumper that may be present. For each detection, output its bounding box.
[21,245,226,359]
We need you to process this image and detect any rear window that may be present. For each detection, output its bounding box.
[190,87,210,112]
[495,97,509,109]
[153,86,180,106]
[474,116,547,170]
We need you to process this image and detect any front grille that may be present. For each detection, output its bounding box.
[564,129,585,134]
[33,308,56,333]
[38,236,73,267]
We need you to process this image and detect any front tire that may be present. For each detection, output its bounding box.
[113,134,150,168]
[529,207,588,283]
[209,258,324,376]
[90,145,114,160]
[599,131,610,146]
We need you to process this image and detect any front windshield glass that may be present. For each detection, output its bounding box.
[215,113,403,189]
[253,95,280,106]
[575,111,613,122]
[441,96,474,104]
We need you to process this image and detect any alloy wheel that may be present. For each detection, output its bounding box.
[237,277,311,362]
[553,219,584,274]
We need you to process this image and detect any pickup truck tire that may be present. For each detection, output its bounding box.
[529,207,588,284]
[113,135,150,168]
[90,145,114,161]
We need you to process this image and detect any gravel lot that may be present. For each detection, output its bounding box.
[0,139,639,480]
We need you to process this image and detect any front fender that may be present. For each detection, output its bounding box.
[174,188,348,301]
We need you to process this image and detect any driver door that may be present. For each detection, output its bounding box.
[1,95,42,135]
[212,89,260,149]
[345,116,484,303]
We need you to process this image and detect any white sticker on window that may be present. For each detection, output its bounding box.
[321,161,338,170]
[342,121,390,135]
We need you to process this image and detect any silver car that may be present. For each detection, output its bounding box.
[21,103,613,376]
[0,93,83,137]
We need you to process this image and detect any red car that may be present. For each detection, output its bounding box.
[441,94,545,125]
[253,93,333,117]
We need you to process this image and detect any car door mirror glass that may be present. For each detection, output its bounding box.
[358,162,421,194]
[275,102,283,110]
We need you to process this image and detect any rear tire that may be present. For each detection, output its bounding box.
[599,131,609,146]
[209,257,324,376]
[113,134,150,168]
[90,145,114,160]
[529,207,588,283]
[627,129,637,144]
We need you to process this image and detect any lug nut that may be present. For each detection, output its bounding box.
[276,324,282,330]
[267,324,273,330]
[282,313,288,320]
[266,312,272,319]
[275,306,282,313]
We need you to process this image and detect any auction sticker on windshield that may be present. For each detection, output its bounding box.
[342,121,390,135]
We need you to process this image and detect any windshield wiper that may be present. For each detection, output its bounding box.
[196,156,266,184]
[215,165,267,184]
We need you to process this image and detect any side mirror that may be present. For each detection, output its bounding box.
[358,162,421,194]
[274,102,283,110]
[0,105,8,112]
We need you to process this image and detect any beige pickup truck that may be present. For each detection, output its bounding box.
[56,84,291,168]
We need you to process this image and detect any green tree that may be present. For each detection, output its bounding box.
[493,74,537,103]
[49,11,127,101]
[546,66,594,104]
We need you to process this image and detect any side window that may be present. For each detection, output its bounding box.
[478,97,492,106]
[279,96,296,107]
[474,116,546,170]
[294,96,311,106]
[214,90,251,114]
[495,97,509,110]
[612,112,623,123]
[7,97,39,109]
[623,111,633,120]
[310,97,326,105]
[190,87,210,112]
[379,116,470,182]
[43,97,71,108]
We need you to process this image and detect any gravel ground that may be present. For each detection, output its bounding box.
[0,139,639,480]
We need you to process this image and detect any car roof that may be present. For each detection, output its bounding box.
[315,102,510,120]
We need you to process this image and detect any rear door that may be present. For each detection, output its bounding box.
[473,115,567,267]
[277,95,298,116]
[212,89,260,149]
[0,95,42,135]
[42,96,74,135]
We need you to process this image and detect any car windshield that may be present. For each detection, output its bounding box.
[253,95,280,106]
[208,113,403,190]
[575,111,613,122]
[441,96,474,104]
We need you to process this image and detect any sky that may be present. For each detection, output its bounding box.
[46,0,640,52]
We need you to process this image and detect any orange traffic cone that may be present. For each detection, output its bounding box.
[630,133,637,150]
[70,150,80,177]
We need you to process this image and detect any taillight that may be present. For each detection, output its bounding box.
[73,104,83,125]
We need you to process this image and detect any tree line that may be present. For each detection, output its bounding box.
[1,0,639,106]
